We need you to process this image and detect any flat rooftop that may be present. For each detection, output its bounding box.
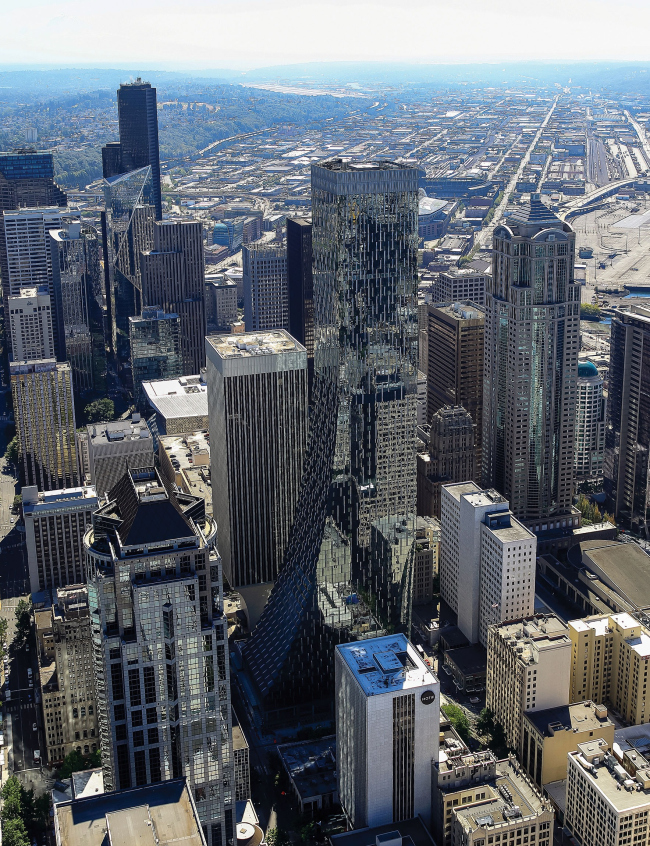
[143,375,208,421]
[54,779,204,846]
[206,330,305,360]
[430,301,485,321]
[331,817,436,846]
[571,742,650,812]
[524,701,613,737]
[578,541,650,610]
[277,736,336,801]
[87,418,152,446]
[337,634,437,697]
[22,485,97,513]
[495,616,571,664]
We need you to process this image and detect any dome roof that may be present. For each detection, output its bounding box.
[578,361,599,379]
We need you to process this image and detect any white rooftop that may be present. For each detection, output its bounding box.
[337,633,437,697]
[142,375,208,420]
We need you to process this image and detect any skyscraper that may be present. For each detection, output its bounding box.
[426,301,484,470]
[1,207,69,358]
[417,405,476,518]
[440,482,536,647]
[11,359,78,491]
[102,167,155,361]
[242,243,288,331]
[0,151,67,317]
[141,220,206,374]
[244,160,419,719]
[483,194,580,525]
[85,467,234,845]
[50,221,106,395]
[286,217,313,353]
[102,79,162,220]
[129,308,182,408]
[335,634,439,829]
[606,304,650,529]
[23,484,98,594]
[8,286,55,361]
[205,330,308,589]
[575,361,605,480]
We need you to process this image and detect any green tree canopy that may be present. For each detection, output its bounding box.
[84,398,115,424]
[14,599,31,641]
[5,435,19,465]
[442,703,471,744]
[58,748,101,778]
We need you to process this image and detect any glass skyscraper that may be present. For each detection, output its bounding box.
[50,221,107,396]
[482,194,580,525]
[102,79,162,220]
[243,160,419,721]
[101,166,155,362]
[129,308,182,408]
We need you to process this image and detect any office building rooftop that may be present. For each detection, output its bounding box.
[524,700,612,738]
[88,417,152,446]
[206,330,305,360]
[142,375,208,421]
[337,633,436,697]
[54,778,205,846]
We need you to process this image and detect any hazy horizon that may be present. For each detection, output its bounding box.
[4,0,650,68]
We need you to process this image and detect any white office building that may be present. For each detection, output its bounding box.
[23,485,98,594]
[2,207,66,297]
[566,738,650,846]
[440,482,536,646]
[8,286,55,362]
[335,633,440,829]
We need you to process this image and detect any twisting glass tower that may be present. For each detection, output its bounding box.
[244,161,419,721]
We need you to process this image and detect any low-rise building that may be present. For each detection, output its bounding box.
[486,615,571,756]
[159,432,211,514]
[569,612,650,725]
[36,585,98,765]
[277,736,338,817]
[53,778,206,846]
[78,415,154,498]
[521,701,615,790]
[142,373,208,436]
[566,739,650,846]
[433,749,553,846]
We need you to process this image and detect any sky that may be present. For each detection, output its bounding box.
[3,0,650,69]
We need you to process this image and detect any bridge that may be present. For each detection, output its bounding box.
[560,177,650,219]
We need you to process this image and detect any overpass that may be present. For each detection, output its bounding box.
[560,177,650,219]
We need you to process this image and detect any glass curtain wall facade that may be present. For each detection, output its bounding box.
[244,160,419,720]
[482,195,580,524]
[101,166,155,362]
[85,468,235,846]
[50,222,107,396]
[129,308,182,409]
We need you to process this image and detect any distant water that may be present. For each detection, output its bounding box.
[624,288,650,298]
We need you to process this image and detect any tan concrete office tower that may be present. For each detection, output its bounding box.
[7,286,55,361]
[426,301,484,470]
[141,220,206,374]
[483,195,580,525]
[417,406,476,518]
[11,359,78,491]
[206,330,308,589]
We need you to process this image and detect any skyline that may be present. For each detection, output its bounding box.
[4,0,650,68]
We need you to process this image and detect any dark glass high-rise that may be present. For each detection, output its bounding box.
[102,80,162,220]
[101,167,155,362]
[243,161,419,723]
